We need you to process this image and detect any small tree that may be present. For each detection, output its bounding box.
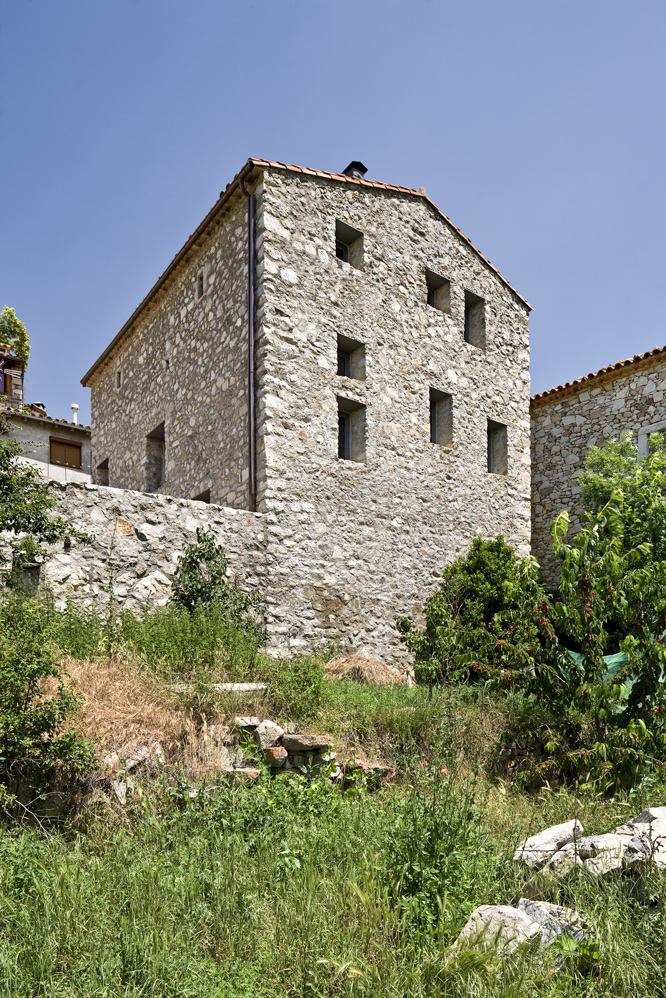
[0,415,79,575]
[171,528,265,643]
[0,307,30,364]
[397,535,519,685]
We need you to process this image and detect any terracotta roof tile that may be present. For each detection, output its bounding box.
[531,345,666,404]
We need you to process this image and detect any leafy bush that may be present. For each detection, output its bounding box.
[261,655,329,721]
[0,592,94,821]
[172,527,263,625]
[397,534,519,684]
[491,498,666,790]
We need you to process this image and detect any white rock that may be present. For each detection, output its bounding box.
[514,819,584,869]
[516,898,589,946]
[254,719,284,750]
[455,905,540,951]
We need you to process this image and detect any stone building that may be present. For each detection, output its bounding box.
[81,158,532,662]
[2,405,91,484]
[531,345,666,582]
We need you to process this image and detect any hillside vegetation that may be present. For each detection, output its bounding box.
[0,428,665,995]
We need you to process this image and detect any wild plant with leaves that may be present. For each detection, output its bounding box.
[491,496,666,790]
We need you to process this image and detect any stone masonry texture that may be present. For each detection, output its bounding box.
[531,351,666,583]
[82,161,532,665]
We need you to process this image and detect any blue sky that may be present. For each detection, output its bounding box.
[1,0,664,424]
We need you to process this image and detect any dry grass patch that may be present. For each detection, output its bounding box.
[325,652,410,685]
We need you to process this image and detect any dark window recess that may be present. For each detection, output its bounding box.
[336,333,365,380]
[425,269,451,313]
[464,290,486,348]
[335,241,349,262]
[116,370,122,389]
[337,351,351,377]
[193,489,211,503]
[487,419,508,475]
[429,389,453,446]
[338,412,351,460]
[335,219,364,269]
[145,421,166,492]
[50,438,82,469]
[337,396,366,463]
[197,273,204,298]
[94,458,109,486]
[0,370,4,394]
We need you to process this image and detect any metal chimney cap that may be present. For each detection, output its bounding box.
[342,161,368,179]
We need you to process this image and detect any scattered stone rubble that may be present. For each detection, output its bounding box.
[514,807,666,876]
[103,716,395,804]
[457,806,665,956]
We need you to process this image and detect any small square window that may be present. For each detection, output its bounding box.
[487,419,507,475]
[336,334,365,380]
[425,269,451,313]
[337,396,366,462]
[116,370,122,389]
[464,290,486,348]
[429,389,453,446]
[335,220,364,269]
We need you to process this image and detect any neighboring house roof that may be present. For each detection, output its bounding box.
[81,157,532,386]
[2,407,91,433]
[530,345,666,408]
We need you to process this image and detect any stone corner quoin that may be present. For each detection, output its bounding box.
[61,161,536,665]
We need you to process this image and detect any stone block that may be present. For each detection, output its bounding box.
[514,818,584,869]
[254,720,284,750]
[263,746,288,768]
[281,733,330,753]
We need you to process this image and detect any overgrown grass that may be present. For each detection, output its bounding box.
[1,769,665,997]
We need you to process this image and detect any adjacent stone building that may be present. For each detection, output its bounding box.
[531,345,666,582]
[81,158,532,662]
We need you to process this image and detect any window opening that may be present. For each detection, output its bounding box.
[145,421,166,492]
[335,220,364,269]
[193,488,211,503]
[94,458,109,486]
[336,333,366,380]
[116,370,122,389]
[337,396,366,463]
[487,419,508,475]
[464,290,486,348]
[50,437,82,469]
[197,272,204,299]
[425,269,451,313]
[429,389,453,446]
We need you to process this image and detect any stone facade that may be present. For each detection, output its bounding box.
[81,159,532,663]
[531,347,666,582]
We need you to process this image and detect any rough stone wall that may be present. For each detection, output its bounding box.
[89,193,251,508]
[42,483,265,611]
[253,168,531,661]
[531,354,666,583]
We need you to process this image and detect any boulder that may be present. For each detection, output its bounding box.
[514,819,584,869]
[263,746,288,768]
[455,905,541,951]
[456,900,590,953]
[616,807,666,868]
[124,744,151,772]
[516,898,590,946]
[550,831,636,875]
[281,733,330,753]
[254,720,284,750]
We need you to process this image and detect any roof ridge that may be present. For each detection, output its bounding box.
[250,159,531,310]
[531,345,666,403]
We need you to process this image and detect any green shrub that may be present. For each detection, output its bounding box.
[397,534,519,684]
[0,592,94,821]
[262,655,328,721]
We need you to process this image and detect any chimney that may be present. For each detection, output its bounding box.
[341,161,368,180]
[71,403,79,424]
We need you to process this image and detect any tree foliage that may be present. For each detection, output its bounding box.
[171,528,265,644]
[0,307,29,364]
[0,416,77,570]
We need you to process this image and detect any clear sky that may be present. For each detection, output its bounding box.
[1,0,664,425]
